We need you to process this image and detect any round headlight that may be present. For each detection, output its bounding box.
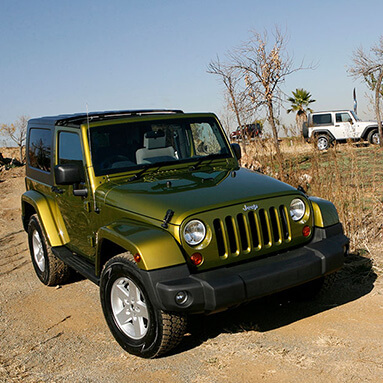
[289,198,306,221]
[183,220,206,246]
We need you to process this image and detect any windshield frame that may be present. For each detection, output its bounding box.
[350,111,360,121]
[88,115,233,177]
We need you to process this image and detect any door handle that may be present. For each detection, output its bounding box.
[51,186,64,194]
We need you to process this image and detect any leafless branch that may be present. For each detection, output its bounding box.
[349,36,383,146]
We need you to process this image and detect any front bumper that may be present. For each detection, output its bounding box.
[141,223,349,314]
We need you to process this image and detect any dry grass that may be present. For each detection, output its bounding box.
[240,138,383,269]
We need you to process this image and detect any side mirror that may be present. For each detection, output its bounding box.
[54,164,88,197]
[231,143,241,160]
[54,164,83,185]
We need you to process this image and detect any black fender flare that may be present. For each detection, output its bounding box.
[361,125,378,140]
[310,129,336,141]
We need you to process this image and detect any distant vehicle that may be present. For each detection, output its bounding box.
[230,123,262,140]
[304,110,380,150]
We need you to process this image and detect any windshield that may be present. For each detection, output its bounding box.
[89,117,231,176]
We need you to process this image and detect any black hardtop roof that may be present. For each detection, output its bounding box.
[28,109,185,127]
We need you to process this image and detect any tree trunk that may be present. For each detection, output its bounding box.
[296,113,307,142]
[267,100,284,180]
[229,88,246,155]
[19,145,24,163]
[375,69,383,147]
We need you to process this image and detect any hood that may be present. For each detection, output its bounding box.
[98,167,298,225]
[357,120,377,126]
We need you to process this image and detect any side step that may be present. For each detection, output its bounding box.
[52,246,100,285]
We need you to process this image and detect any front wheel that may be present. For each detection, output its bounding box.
[316,135,331,150]
[367,129,381,145]
[100,253,186,358]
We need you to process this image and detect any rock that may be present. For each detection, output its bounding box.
[0,153,12,165]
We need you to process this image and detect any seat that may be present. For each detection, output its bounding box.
[136,131,176,164]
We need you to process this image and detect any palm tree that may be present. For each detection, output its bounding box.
[287,88,316,135]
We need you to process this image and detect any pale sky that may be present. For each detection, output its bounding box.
[1,0,382,142]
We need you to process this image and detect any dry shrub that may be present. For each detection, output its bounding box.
[240,139,383,261]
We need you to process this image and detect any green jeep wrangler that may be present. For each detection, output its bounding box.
[22,110,349,358]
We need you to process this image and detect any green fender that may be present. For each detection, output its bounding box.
[96,220,186,273]
[21,190,69,246]
[309,196,340,227]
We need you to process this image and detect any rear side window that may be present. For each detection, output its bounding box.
[312,114,332,126]
[28,128,52,172]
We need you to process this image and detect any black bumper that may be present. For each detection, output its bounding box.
[141,224,349,314]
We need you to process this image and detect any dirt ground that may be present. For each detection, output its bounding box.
[1,152,383,382]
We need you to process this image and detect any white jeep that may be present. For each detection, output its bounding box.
[303,110,380,150]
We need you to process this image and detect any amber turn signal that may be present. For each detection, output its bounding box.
[134,253,141,262]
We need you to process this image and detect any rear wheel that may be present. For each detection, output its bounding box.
[367,129,380,145]
[28,214,72,286]
[316,135,331,150]
[100,253,186,358]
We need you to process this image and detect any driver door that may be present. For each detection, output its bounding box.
[53,130,96,259]
[335,112,353,139]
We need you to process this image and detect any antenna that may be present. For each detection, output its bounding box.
[86,103,90,129]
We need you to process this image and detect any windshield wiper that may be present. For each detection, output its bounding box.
[128,162,169,182]
[189,154,223,171]
[128,164,153,182]
[129,155,224,181]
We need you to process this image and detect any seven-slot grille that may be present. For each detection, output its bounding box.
[213,205,291,258]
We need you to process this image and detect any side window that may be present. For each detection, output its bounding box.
[28,128,52,172]
[336,113,352,123]
[312,114,332,126]
[58,132,83,165]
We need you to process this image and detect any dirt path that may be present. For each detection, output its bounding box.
[1,166,382,383]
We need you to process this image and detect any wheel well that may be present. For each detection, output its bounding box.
[97,239,127,274]
[22,202,37,231]
[312,130,335,141]
[362,126,378,140]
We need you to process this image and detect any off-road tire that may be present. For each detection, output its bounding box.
[100,252,187,358]
[367,129,380,145]
[316,134,331,151]
[28,214,72,286]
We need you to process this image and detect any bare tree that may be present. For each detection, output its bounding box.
[207,57,251,154]
[0,115,29,162]
[219,109,234,137]
[231,28,308,169]
[349,37,383,147]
